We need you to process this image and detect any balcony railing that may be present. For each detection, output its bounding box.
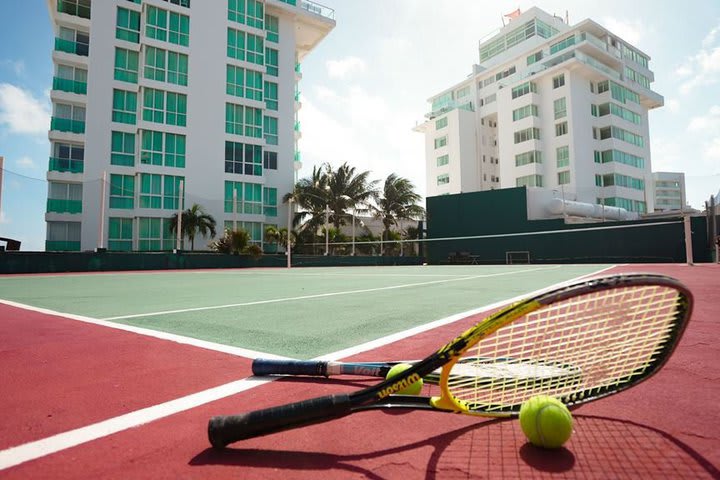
[54,38,89,56]
[51,117,86,134]
[49,157,84,173]
[300,0,335,20]
[47,199,83,214]
[52,77,87,95]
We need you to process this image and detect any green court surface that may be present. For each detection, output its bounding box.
[0,265,611,358]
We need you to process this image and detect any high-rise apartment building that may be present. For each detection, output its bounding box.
[415,7,663,217]
[651,172,686,212]
[45,0,334,251]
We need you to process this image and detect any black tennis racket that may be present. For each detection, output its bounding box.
[252,356,583,388]
[209,274,692,448]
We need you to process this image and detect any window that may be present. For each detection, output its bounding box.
[555,121,568,136]
[246,69,263,100]
[600,173,645,191]
[264,116,278,145]
[110,174,135,209]
[527,50,543,65]
[46,221,81,251]
[147,6,189,46]
[593,150,644,168]
[111,131,135,166]
[434,136,447,149]
[263,187,277,217]
[597,126,644,147]
[265,14,279,43]
[437,174,450,185]
[114,48,138,83]
[52,103,86,133]
[228,0,246,24]
[553,97,567,119]
[247,0,264,28]
[164,0,190,7]
[55,64,88,94]
[226,64,244,96]
[516,174,543,188]
[512,104,538,121]
[264,81,278,110]
[108,218,133,251]
[116,7,140,43]
[227,28,246,60]
[51,142,84,173]
[47,182,82,214]
[265,47,278,76]
[167,51,189,86]
[511,81,537,99]
[225,103,262,138]
[436,155,449,166]
[141,130,185,167]
[224,181,263,214]
[558,171,571,185]
[142,89,187,126]
[139,174,184,209]
[556,146,569,168]
[515,150,542,166]
[138,217,174,250]
[144,46,166,82]
[112,89,137,124]
[552,74,565,89]
[596,102,641,124]
[513,127,540,144]
[225,141,262,175]
[435,117,448,129]
[263,151,277,170]
[246,33,264,65]
[58,0,91,18]
[57,26,89,56]
[550,36,575,55]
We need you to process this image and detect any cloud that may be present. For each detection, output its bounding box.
[0,84,51,135]
[676,22,720,94]
[16,156,37,170]
[326,56,367,79]
[664,98,680,113]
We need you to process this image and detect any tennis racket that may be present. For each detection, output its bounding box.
[209,274,692,448]
[252,356,584,388]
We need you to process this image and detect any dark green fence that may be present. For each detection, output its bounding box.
[426,188,711,264]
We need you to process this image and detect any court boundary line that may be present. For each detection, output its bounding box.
[0,265,618,471]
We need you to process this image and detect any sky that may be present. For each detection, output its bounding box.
[0,0,719,251]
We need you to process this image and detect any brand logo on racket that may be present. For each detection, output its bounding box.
[377,373,421,399]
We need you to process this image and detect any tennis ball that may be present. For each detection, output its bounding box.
[519,395,573,448]
[386,363,424,395]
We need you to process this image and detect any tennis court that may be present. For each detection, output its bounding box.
[0,263,718,479]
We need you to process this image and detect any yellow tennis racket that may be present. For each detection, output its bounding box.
[209,274,692,447]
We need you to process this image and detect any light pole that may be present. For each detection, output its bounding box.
[351,211,355,256]
[324,203,329,255]
[286,197,293,268]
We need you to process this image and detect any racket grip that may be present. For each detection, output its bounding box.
[208,393,352,448]
[252,359,328,377]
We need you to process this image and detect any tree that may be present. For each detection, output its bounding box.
[264,225,281,253]
[373,174,425,255]
[210,229,250,255]
[324,162,377,231]
[169,203,217,250]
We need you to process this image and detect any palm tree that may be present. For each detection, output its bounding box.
[169,203,217,250]
[373,174,425,254]
[264,225,281,253]
[210,228,250,255]
[324,162,377,230]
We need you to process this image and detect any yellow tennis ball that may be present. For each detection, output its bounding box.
[519,395,573,448]
[385,363,424,395]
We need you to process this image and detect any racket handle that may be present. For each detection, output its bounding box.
[208,393,352,447]
[252,359,328,377]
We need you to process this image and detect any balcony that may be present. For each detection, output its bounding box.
[300,0,335,20]
[52,76,87,95]
[54,37,89,57]
[51,117,86,134]
[49,157,84,173]
[47,199,83,214]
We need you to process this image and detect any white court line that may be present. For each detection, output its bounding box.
[0,299,288,361]
[0,265,618,471]
[101,265,561,321]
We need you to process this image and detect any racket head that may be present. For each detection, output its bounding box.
[428,274,692,416]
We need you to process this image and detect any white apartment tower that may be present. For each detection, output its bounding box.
[45,0,334,251]
[416,7,663,216]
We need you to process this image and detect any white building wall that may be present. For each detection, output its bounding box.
[46,0,334,251]
[419,7,661,217]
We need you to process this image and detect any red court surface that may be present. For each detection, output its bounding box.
[1,264,719,479]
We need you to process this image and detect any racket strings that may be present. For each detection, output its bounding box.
[446,285,682,411]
